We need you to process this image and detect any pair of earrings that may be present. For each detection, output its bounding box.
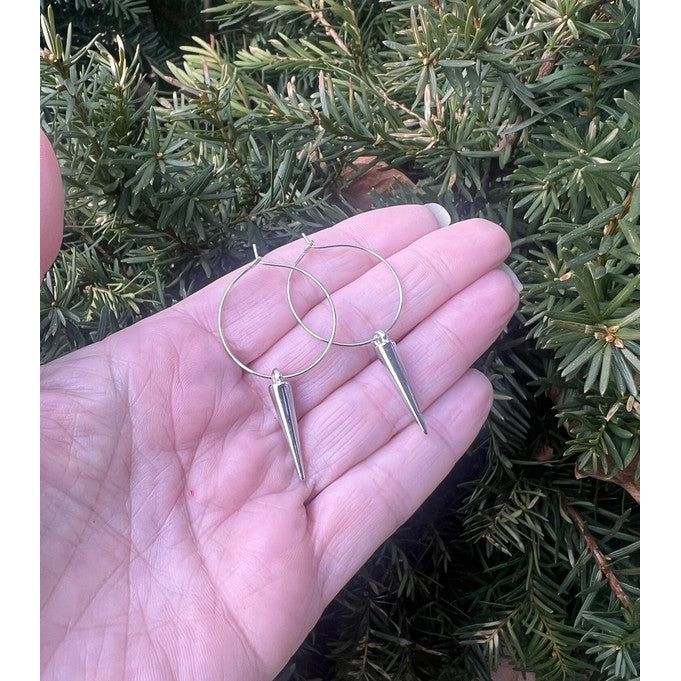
[217,235,427,481]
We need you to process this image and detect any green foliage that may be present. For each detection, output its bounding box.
[43,0,206,66]
[41,1,640,679]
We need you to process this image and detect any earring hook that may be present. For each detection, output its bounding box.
[301,233,315,254]
[286,239,404,348]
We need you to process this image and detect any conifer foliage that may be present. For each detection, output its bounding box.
[41,1,640,679]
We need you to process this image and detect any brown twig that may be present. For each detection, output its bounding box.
[537,48,560,79]
[69,226,115,265]
[494,25,573,150]
[377,89,427,124]
[492,39,562,150]
[564,503,634,611]
[309,3,352,57]
[494,115,524,151]
[604,176,640,237]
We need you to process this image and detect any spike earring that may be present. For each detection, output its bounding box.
[218,245,338,480]
[287,235,427,434]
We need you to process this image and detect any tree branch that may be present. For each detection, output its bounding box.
[564,503,634,611]
[604,176,640,236]
[309,3,352,57]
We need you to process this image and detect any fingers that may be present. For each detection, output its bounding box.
[308,368,493,604]
[300,267,519,496]
[40,130,64,280]
[178,204,444,356]
[105,204,443,393]
[252,218,511,412]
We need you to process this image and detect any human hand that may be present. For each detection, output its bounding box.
[41,193,518,679]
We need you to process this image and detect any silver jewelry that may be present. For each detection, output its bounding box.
[287,235,427,434]
[218,245,338,480]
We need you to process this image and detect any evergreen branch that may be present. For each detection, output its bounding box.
[574,455,640,503]
[41,2,640,677]
[493,114,523,152]
[563,502,634,612]
[376,88,427,126]
[603,175,640,238]
[309,1,352,56]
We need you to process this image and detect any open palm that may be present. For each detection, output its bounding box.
[41,205,518,680]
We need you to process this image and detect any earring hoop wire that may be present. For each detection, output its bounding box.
[218,246,337,380]
[286,235,404,348]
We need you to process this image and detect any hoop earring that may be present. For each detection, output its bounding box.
[286,235,427,435]
[218,245,338,480]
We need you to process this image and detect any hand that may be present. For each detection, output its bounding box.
[41,197,518,679]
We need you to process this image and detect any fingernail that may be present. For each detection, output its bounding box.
[424,203,451,228]
[499,263,523,292]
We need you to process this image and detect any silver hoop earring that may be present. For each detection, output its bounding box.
[286,235,427,435]
[218,245,338,480]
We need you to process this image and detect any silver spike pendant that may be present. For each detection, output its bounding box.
[373,331,428,434]
[268,369,306,480]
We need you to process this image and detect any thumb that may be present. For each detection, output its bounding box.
[40,130,64,280]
